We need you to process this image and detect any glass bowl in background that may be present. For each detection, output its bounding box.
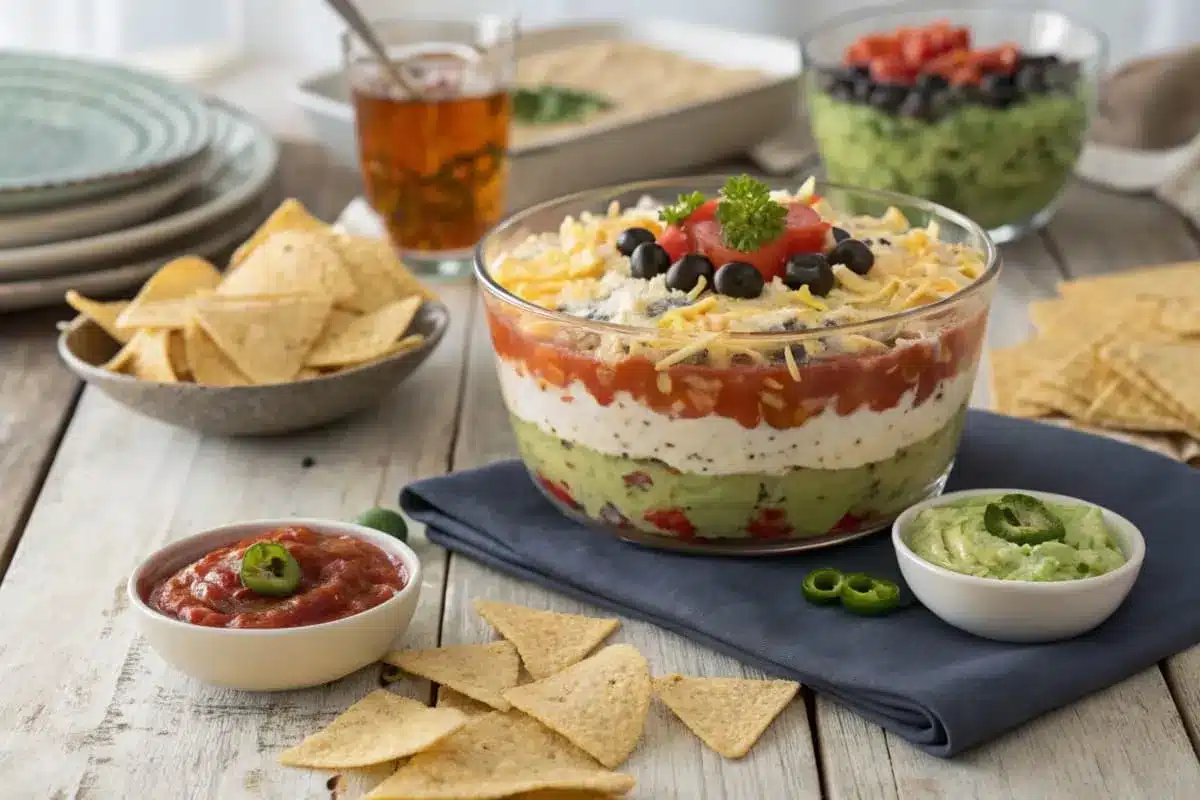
[801,7,1106,244]
[475,177,999,555]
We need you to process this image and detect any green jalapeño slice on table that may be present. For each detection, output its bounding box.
[907,494,1126,581]
[239,542,303,596]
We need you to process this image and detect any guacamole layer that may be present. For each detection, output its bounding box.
[809,91,1088,230]
[513,408,965,541]
[906,496,1127,581]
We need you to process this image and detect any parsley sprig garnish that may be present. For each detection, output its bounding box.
[658,191,706,226]
[715,175,787,251]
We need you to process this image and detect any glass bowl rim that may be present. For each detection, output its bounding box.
[473,175,1001,342]
[798,3,1108,68]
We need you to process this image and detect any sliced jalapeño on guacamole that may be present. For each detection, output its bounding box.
[839,573,901,616]
[983,493,1066,546]
[801,568,846,605]
[239,542,302,597]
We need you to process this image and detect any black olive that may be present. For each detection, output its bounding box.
[629,242,671,279]
[831,226,851,243]
[713,261,764,299]
[914,73,948,94]
[828,239,875,276]
[851,72,875,102]
[783,253,835,296]
[665,254,715,293]
[898,91,933,121]
[616,227,657,257]
[980,72,1018,108]
[868,84,906,113]
[1015,63,1047,94]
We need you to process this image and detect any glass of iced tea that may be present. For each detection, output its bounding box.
[343,17,516,278]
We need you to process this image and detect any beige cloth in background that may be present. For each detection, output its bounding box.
[1090,45,1200,151]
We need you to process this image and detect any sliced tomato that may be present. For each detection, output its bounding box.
[688,198,719,224]
[783,203,830,255]
[689,202,829,281]
[691,220,789,280]
[656,224,689,263]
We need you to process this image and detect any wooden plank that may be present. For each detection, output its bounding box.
[0,307,80,580]
[437,297,824,799]
[0,282,474,799]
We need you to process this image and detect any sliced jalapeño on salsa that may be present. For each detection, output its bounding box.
[983,493,1066,545]
[801,568,846,605]
[239,542,302,597]
[839,573,901,616]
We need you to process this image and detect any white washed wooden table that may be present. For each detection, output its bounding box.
[1,142,1199,798]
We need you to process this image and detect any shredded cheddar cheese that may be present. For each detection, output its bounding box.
[488,183,989,368]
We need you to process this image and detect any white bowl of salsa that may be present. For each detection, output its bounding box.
[128,518,422,691]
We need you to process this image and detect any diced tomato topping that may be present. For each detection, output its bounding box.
[644,508,696,539]
[747,508,794,540]
[841,22,1006,87]
[830,513,864,534]
[536,474,580,510]
[688,202,828,282]
[656,225,689,263]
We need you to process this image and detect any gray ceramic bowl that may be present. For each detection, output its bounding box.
[57,300,449,436]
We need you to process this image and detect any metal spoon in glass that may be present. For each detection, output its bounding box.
[323,0,421,96]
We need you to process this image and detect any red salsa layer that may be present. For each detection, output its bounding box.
[487,305,987,429]
[148,526,407,629]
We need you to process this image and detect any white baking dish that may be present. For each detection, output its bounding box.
[291,19,801,212]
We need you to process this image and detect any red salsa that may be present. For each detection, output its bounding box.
[148,526,407,629]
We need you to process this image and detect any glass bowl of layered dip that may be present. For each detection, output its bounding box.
[802,7,1105,244]
[475,175,998,554]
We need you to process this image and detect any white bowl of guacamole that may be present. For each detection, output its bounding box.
[892,489,1145,643]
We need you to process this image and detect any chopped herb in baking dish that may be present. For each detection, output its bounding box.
[512,85,613,125]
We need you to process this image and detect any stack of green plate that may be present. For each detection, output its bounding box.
[0,52,281,313]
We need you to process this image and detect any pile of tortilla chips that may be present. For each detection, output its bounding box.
[990,261,1200,464]
[280,599,799,799]
[65,199,437,386]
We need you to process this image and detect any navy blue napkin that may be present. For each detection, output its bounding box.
[400,410,1200,757]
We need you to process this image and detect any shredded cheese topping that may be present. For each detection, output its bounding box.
[488,184,988,377]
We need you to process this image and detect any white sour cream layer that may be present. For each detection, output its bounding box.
[497,357,975,475]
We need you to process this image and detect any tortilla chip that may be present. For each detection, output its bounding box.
[193,294,332,384]
[1107,341,1200,426]
[388,256,439,302]
[365,711,635,800]
[116,256,222,330]
[217,230,357,306]
[64,292,132,344]
[1040,417,1183,461]
[106,329,177,382]
[475,600,620,680]
[295,367,322,380]
[1098,342,1200,432]
[1159,296,1200,335]
[652,674,798,759]
[279,690,467,769]
[183,321,250,386]
[1058,260,1200,300]
[436,686,495,718]
[332,234,412,313]
[229,198,328,269]
[306,296,421,369]
[988,344,1048,417]
[384,641,520,711]
[502,644,650,769]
